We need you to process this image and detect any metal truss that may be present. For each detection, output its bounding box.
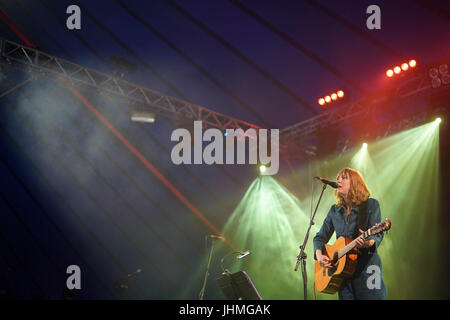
[1,37,447,162]
[280,61,450,160]
[0,38,260,132]
[0,78,33,98]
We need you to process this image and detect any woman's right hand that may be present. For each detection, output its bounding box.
[317,253,334,269]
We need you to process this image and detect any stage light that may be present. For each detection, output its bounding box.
[429,68,439,78]
[318,90,345,107]
[259,165,267,174]
[435,117,442,124]
[439,64,448,75]
[131,111,155,123]
[439,64,449,84]
[442,74,450,85]
[387,59,417,78]
[431,77,441,88]
[362,142,368,148]
[428,63,449,87]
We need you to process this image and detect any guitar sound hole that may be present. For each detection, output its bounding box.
[327,263,338,276]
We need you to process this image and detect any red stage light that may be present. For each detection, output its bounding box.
[386,69,394,77]
[409,59,417,68]
[331,93,338,100]
[337,90,344,98]
[318,98,325,106]
[401,63,409,71]
[324,95,331,103]
[394,66,401,74]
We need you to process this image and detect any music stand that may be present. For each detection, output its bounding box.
[216,271,262,300]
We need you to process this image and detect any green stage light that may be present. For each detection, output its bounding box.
[259,165,267,174]
[350,141,371,176]
[218,176,314,299]
[435,117,442,124]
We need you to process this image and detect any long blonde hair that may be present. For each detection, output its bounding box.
[334,168,371,207]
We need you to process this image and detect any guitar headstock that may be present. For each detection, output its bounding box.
[367,218,391,236]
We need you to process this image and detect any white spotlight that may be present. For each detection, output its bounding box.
[259,165,267,174]
[131,111,156,123]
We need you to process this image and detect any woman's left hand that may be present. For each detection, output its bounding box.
[355,229,375,248]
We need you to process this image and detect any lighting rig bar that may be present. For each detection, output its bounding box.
[280,61,449,160]
[0,38,447,162]
[0,38,260,132]
[335,106,447,155]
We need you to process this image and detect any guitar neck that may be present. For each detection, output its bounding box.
[337,230,370,259]
[337,240,357,259]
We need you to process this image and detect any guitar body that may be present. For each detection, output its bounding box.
[314,237,358,294]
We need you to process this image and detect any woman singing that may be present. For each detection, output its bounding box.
[313,168,387,299]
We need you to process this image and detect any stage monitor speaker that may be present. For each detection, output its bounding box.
[216,271,262,300]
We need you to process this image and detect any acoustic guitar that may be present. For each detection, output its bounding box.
[314,218,391,294]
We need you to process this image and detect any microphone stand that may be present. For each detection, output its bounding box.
[294,183,327,300]
[199,237,216,300]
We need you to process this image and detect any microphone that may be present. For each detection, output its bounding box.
[237,250,252,259]
[127,268,142,279]
[314,176,339,189]
[209,234,226,240]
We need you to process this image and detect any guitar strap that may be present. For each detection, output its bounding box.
[353,199,369,239]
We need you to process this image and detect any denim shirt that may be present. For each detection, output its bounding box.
[313,198,384,266]
[313,198,386,299]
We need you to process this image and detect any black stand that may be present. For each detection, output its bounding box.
[199,238,216,300]
[216,271,262,300]
[294,183,327,300]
